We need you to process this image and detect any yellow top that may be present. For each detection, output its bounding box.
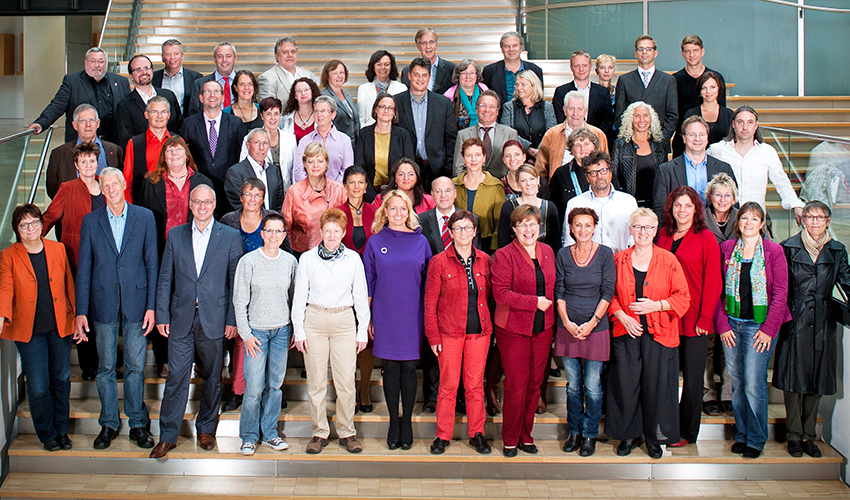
[374,132,391,188]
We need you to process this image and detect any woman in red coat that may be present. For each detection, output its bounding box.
[491,204,556,457]
[656,186,722,445]
[424,210,493,455]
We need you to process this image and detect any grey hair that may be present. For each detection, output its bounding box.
[314,95,338,113]
[85,47,106,60]
[190,184,216,200]
[246,127,270,142]
[274,37,297,53]
[98,167,125,188]
[564,90,588,110]
[214,42,237,57]
[628,207,658,226]
[161,39,183,52]
[73,103,99,122]
[451,58,482,85]
[145,95,171,113]
[618,101,663,143]
[500,31,524,49]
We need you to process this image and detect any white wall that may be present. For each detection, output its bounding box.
[0,17,24,120]
[821,324,850,485]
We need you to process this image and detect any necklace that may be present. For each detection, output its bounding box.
[168,170,188,180]
[235,101,253,121]
[297,109,313,127]
[348,199,364,215]
[572,244,594,266]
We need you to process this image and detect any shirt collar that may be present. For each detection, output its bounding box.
[214,70,237,81]
[684,152,707,170]
[436,205,456,218]
[107,201,127,220]
[411,92,428,105]
[505,61,525,75]
[164,66,183,78]
[574,80,591,91]
[247,154,267,172]
[193,219,213,235]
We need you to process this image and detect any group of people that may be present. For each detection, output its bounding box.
[2,27,843,461]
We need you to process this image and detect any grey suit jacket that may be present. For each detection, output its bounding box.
[45,140,123,198]
[155,220,243,339]
[652,154,737,220]
[614,69,678,153]
[223,158,285,212]
[453,123,518,178]
[419,208,482,256]
[321,87,359,147]
[257,65,319,104]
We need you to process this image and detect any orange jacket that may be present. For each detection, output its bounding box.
[609,245,690,348]
[0,239,75,342]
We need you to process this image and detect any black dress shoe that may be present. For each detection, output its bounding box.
[616,438,641,456]
[116,370,124,380]
[222,393,243,412]
[43,439,61,452]
[93,426,119,449]
[358,403,373,413]
[549,368,561,378]
[81,368,97,381]
[400,441,413,450]
[430,437,450,454]
[469,432,491,454]
[301,369,307,378]
[130,427,155,449]
[802,440,822,458]
[646,443,663,459]
[562,433,581,453]
[55,434,73,450]
[722,401,735,414]
[731,442,746,454]
[281,399,288,409]
[503,446,518,457]
[387,439,400,450]
[579,437,597,457]
[518,442,538,454]
[702,401,723,416]
[422,401,436,413]
[742,445,761,459]
[787,440,803,457]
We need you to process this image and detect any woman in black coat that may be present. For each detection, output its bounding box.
[774,200,850,458]
[354,93,414,203]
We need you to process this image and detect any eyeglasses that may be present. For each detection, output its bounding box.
[262,229,286,235]
[712,192,734,201]
[75,118,98,125]
[631,224,657,233]
[315,109,334,115]
[377,105,395,111]
[190,199,215,206]
[202,89,223,95]
[241,192,263,200]
[804,215,828,222]
[515,223,539,231]
[417,40,437,47]
[18,220,43,230]
[148,110,169,116]
[131,65,152,73]
[478,104,499,110]
[451,226,475,233]
[685,132,707,139]
[585,168,610,177]
[636,46,656,52]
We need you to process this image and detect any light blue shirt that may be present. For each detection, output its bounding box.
[410,92,429,161]
[192,220,213,277]
[160,67,185,113]
[428,56,440,91]
[684,153,709,204]
[106,202,128,252]
[213,70,237,107]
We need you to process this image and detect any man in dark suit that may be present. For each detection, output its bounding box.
[150,184,243,459]
[481,32,544,119]
[400,28,456,95]
[45,104,123,199]
[394,58,457,190]
[152,39,203,120]
[187,42,238,116]
[74,167,159,450]
[614,35,678,154]
[224,128,284,212]
[552,50,615,137]
[181,79,247,216]
[115,55,182,148]
[652,116,736,219]
[29,47,131,144]
[453,91,517,178]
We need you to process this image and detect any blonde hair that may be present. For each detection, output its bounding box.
[595,54,616,70]
[513,70,544,103]
[628,207,658,226]
[618,101,663,143]
[705,172,738,206]
[372,190,420,233]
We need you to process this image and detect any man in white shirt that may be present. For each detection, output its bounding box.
[258,37,319,104]
[563,151,637,253]
[224,128,285,211]
[707,106,804,225]
[153,39,203,119]
[552,50,614,135]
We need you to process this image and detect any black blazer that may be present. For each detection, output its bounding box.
[552,81,615,136]
[354,124,415,202]
[33,70,131,144]
[155,220,243,339]
[152,67,204,119]
[45,140,123,199]
[223,158,285,212]
[114,88,183,148]
[419,208,482,256]
[614,69,679,152]
[652,154,737,220]
[137,170,214,259]
[187,73,237,117]
[481,60,544,116]
[400,58,457,95]
[393,90,457,176]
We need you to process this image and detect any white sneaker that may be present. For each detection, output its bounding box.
[240,442,256,456]
[263,437,289,451]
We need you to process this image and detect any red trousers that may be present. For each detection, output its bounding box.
[495,326,553,447]
[232,337,245,394]
[435,333,490,440]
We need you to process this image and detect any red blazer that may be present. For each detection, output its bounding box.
[609,245,691,348]
[42,177,95,275]
[657,227,722,336]
[424,246,493,345]
[337,201,377,256]
[0,239,75,342]
[491,239,556,336]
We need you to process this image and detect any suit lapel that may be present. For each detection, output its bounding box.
[98,210,120,256]
[674,157,688,187]
[12,244,36,279]
[181,223,198,278]
[118,205,136,256]
[79,72,97,106]
[198,221,222,279]
[131,91,146,117]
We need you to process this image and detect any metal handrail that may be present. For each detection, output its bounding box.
[761,126,850,145]
[124,0,144,62]
[0,128,37,146]
[522,0,850,14]
[28,127,55,204]
[97,0,114,48]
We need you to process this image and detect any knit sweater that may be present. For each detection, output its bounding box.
[232,247,298,341]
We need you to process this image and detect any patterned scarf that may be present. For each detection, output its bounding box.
[801,227,831,264]
[458,84,480,127]
[374,80,389,93]
[318,242,346,261]
[725,238,768,323]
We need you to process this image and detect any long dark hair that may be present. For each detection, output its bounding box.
[365,50,399,82]
[283,77,320,115]
[725,106,763,143]
[383,158,424,208]
[663,185,706,236]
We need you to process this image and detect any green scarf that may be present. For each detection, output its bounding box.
[458,85,480,127]
[725,238,768,323]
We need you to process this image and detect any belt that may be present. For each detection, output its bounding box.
[308,303,352,314]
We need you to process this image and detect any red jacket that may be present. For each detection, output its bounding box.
[609,245,691,348]
[492,239,556,336]
[337,201,377,256]
[657,227,722,336]
[42,177,95,275]
[424,246,493,345]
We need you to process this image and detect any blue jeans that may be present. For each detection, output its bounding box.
[239,325,291,443]
[94,310,149,430]
[723,318,775,451]
[561,356,604,438]
[16,330,72,443]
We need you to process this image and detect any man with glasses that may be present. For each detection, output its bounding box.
[453,91,518,178]
[614,35,678,154]
[121,96,175,204]
[115,55,182,148]
[400,28,456,95]
[562,150,637,253]
[30,47,131,144]
[224,128,285,212]
[653,116,736,220]
[258,37,318,104]
[151,184,243,459]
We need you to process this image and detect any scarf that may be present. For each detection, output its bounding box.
[725,238,768,323]
[801,227,831,264]
[318,241,346,261]
[458,84,480,127]
[374,80,389,93]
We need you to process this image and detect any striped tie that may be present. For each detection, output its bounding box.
[208,120,218,158]
[441,215,452,249]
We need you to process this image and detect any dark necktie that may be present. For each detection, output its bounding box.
[481,126,493,162]
[441,215,452,249]
[208,120,218,157]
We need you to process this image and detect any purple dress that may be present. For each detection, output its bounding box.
[364,226,432,361]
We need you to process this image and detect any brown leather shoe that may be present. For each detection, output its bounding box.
[197,433,216,451]
[536,397,547,414]
[149,441,176,459]
[339,436,362,453]
[158,363,169,379]
[485,386,501,416]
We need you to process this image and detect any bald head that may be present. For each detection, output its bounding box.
[431,176,456,212]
